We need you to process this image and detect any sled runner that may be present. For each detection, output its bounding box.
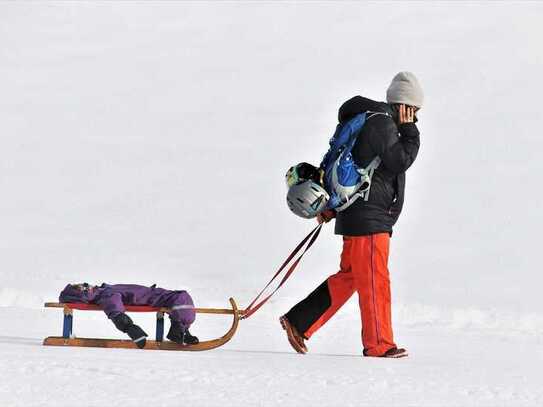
[43,298,240,351]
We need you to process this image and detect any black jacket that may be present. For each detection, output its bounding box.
[333,96,420,236]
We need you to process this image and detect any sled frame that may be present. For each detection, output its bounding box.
[43,298,241,351]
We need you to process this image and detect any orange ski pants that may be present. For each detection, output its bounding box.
[304,233,396,356]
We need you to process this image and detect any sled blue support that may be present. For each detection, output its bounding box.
[156,311,164,342]
[62,307,73,339]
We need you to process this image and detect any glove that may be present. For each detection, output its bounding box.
[317,209,336,224]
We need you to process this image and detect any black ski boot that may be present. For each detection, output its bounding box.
[111,313,148,349]
[166,321,199,345]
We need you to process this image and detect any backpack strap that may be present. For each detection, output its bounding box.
[366,111,391,120]
[360,156,381,202]
[334,156,381,211]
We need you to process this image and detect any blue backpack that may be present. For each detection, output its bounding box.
[320,111,387,211]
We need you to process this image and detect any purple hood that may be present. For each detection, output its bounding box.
[59,283,99,303]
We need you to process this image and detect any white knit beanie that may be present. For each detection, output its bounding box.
[386,72,424,108]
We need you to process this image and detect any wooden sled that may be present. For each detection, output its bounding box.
[43,298,241,351]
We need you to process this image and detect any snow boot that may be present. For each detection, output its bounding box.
[364,347,408,358]
[166,321,199,345]
[279,315,307,354]
[111,313,148,349]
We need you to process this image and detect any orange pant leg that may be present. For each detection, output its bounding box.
[303,237,356,338]
[350,233,396,356]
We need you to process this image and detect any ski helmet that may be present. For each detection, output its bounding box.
[286,179,330,219]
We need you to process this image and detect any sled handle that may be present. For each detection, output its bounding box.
[195,306,243,315]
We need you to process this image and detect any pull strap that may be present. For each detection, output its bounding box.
[241,224,323,319]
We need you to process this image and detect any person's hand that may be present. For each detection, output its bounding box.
[317,210,335,224]
[398,104,416,125]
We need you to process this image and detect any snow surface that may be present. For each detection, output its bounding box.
[1,2,543,406]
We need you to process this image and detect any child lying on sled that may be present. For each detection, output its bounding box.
[59,283,199,348]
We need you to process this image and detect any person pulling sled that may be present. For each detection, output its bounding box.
[282,72,423,358]
[59,283,199,348]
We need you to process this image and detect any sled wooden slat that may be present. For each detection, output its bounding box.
[43,298,240,351]
[43,302,241,315]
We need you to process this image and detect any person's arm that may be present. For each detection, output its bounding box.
[369,108,420,174]
[98,292,126,318]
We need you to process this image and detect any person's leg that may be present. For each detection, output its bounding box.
[153,289,198,345]
[162,290,196,329]
[98,292,148,348]
[285,237,356,339]
[350,233,396,356]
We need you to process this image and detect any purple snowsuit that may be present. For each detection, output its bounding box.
[60,283,195,329]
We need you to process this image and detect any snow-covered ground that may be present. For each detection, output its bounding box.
[2,2,543,406]
[2,304,543,407]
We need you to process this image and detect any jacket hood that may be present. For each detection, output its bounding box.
[338,96,394,124]
[59,283,99,303]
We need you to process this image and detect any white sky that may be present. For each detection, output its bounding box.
[1,2,543,312]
